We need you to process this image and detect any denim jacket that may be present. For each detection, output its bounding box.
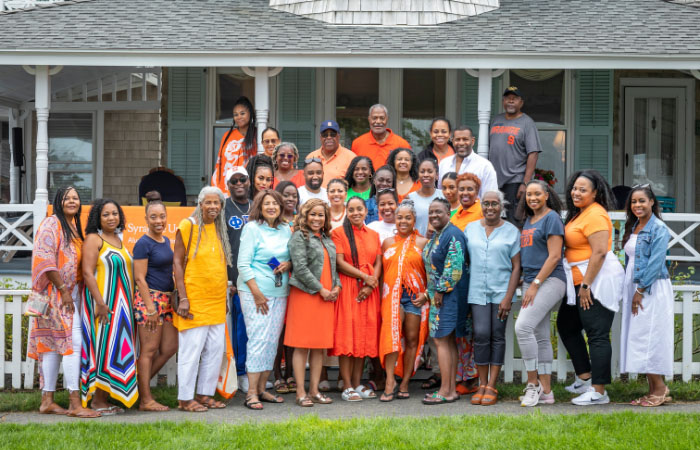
[627,214,670,294]
[288,230,341,294]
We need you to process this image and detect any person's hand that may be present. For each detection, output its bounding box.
[329,286,341,302]
[432,292,444,308]
[253,291,269,315]
[144,307,159,332]
[363,274,378,289]
[522,284,538,309]
[412,292,428,307]
[274,261,292,274]
[632,291,644,316]
[517,183,526,200]
[356,286,372,302]
[229,285,237,298]
[177,299,193,320]
[579,287,593,310]
[94,301,110,324]
[59,288,74,314]
[319,288,333,301]
[498,297,512,320]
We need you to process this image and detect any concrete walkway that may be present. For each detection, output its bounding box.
[3,384,698,425]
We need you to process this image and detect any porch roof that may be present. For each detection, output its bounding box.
[1,0,699,69]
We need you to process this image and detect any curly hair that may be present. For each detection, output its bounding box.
[52,186,84,244]
[294,198,331,237]
[515,179,562,219]
[275,180,300,214]
[622,185,662,247]
[190,186,232,267]
[85,198,126,235]
[564,170,615,225]
[387,147,418,182]
[249,189,286,229]
[272,142,299,171]
[456,172,481,194]
[344,156,375,191]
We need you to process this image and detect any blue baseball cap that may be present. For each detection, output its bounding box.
[320,120,340,133]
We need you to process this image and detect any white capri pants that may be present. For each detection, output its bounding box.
[177,324,225,401]
[41,297,81,392]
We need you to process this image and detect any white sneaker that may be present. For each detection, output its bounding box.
[571,387,609,406]
[265,381,274,389]
[565,376,592,394]
[520,383,542,407]
[238,375,249,394]
[518,390,555,405]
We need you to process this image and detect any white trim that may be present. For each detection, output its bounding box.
[2,51,700,70]
[378,68,402,133]
[20,101,161,111]
[95,110,104,198]
[204,66,216,177]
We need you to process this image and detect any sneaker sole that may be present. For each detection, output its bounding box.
[571,398,609,406]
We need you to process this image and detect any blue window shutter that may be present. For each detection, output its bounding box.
[575,70,613,180]
[168,67,205,195]
[461,73,501,141]
[278,68,316,160]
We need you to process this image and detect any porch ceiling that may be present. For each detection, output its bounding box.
[0,0,699,69]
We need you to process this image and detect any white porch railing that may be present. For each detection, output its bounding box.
[0,204,35,263]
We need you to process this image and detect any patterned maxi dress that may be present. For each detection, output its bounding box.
[80,240,138,408]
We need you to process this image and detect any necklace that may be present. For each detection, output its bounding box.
[229,197,251,216]
[331,207,345,222]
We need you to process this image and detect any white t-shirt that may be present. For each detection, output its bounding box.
[407,189,444,237]
[438,152,499,199]
[298,186,329,206]
[368,220,397,245]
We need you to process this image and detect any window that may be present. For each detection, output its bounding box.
[216,68,255,125]
[48,113,94,201]
[402,69,446,150]
[336,68,379,148]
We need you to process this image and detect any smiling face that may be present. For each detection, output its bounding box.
[368,107,388,136]
[430,120,450,148]
[304,162,324,191]
[346,198,367,227]
[453,129,475,158]
[254,166,274,192]
[100,202,121,233]
[442,178,458,205]
[503,93,523,116]
[394,151,412,175]
[307,205,326,233]
[276,145,297,171]
[458,179,478,208]
[321,129,340,152]
[374,168,394,191]
[281,185,298,215]
[327,181,347,207]
[145,203,167,236]
[227,174,250,201]
[352,159,371,186]
[61,188,81,219]
[526,183,548,214]
[376,193,397,223]
[630,190,653,220]
[261,129,280,157]
[201,193,222,224]
[261,194,281,223]
[481,192,502,221]
[428,201,450,232]
[395,206,416,236]
[418,160,437,188]
[571,177,596,209]
[233,104,251,130]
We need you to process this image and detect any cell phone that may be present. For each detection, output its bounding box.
[267,257,281,270]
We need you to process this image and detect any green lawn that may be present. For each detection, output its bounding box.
[1,412,698,449]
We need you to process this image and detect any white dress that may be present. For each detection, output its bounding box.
[619,234,674,376]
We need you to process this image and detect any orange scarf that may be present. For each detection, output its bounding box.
[379,231,428,374]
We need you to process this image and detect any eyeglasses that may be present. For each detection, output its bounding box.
[321,130,338,138]
[277,153,295,160]
[632,183,650,189]
[304,157,322,165]
[377,188,395,194]
[482,201,501,208]
[229,176,248,185]
[262,139,279,145]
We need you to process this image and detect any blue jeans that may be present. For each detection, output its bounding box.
[230,293,248,376]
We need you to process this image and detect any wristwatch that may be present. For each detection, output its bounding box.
[580,283,590,291]
[533,278,541,287]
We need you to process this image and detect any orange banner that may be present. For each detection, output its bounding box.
[48,205,195,251]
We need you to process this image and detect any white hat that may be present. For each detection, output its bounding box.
[225,166,248,182]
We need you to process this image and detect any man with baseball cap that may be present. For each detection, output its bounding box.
[488,86,542,225]
[307,120,356,188]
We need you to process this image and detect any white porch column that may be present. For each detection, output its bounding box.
[34,65,51,222]
[8,108,19,203]
[242,67,283,154]
[466,68,504,158]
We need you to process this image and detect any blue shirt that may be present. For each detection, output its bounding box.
[132,235,174,292]
[465,220,520,304]
[237,220,292,298]
[520,210,566,283]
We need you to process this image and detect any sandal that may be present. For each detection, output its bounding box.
[456,381,479,395]
[259,391,285,403]
[397,391,410,400]
[446,394,460,403]
[630,395,650,406]
[39,403,68,415]
[178,400,208,412]
[422,391,449,405]
[354,384,377,399]
[341,388,363,402]
[481,386,498,406]
[421,375,441,390]
[244,396,263,410]
[310,393,333,404]
[139,399,169,411]
[274,379,290,394]
[640,394,666,407]
[295,396,314,407]
[286,377,297,393]
[379,388,397,402]
[67,407,101,418]
[318,380,331,392]
[471,386,485,405]
[196,395,227,409]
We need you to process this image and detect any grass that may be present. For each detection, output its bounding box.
[1,412,699,449]
[2,380,699,413]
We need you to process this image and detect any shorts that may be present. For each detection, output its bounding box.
[133,288,174,325]
[400,290,422,316]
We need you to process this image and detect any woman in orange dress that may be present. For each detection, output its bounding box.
[378,199,429,401]
[212,96,257,193]
[286,199,341,407]
[331,196,383,402]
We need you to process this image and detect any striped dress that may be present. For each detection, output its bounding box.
[80,239,138,408]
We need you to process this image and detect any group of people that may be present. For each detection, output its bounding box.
[29,87,675,418]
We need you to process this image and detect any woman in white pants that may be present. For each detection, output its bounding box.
[514,181,567,407]
[173,186,232,412]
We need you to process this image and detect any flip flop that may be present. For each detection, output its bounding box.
[445,394,461,403]
[397,391,410,400]
[379,388,397,402]
[422,375,441,390]
[422,392,449,405]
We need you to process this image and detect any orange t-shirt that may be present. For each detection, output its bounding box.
[211,129,254,195]
[307,146,356,188]
[450,200,483,231]
[564,202,613,285]
[435,146,455,163]
[351,129,411,170]
[397,180,421,203]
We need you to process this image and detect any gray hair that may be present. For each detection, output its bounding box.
[396,199,417,218]
[368,103,389,117]
[272,142,299,171]
[482,190,508,218]
[191,186,232,266]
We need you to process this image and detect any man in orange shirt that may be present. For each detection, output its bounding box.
[307,120,356,188]
[351,104,410,170]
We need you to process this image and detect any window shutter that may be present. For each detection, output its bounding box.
[461,73,501,140]
[278,68,316,160]
[168,67,205,195]
[575,70,613,180]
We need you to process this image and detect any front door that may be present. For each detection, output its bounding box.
[623,86,689,212]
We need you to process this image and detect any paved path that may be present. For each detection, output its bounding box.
[3,384,698,425]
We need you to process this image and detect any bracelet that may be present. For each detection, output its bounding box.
[180,297,188,302]
[56,283,66,291]
[145,309,158,317]
[635,288,644,295]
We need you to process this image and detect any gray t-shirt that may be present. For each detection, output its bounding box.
[488,113,542,187]
[407,189,444,237]
[520,210,566,283]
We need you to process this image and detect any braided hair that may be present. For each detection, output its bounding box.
[216,96,257,182]
[341,196,367,269]
[52,186,84,245]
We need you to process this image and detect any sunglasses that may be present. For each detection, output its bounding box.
[304,157,322,165]
[632,183,650,189]
[377,188,395,194]
[277,153,295,160]
[321,130,338,138]
[229,176,248,185]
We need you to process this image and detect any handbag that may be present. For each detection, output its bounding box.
[216,321,238,399]
[171,217,194,311]
[24,290,51,317]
